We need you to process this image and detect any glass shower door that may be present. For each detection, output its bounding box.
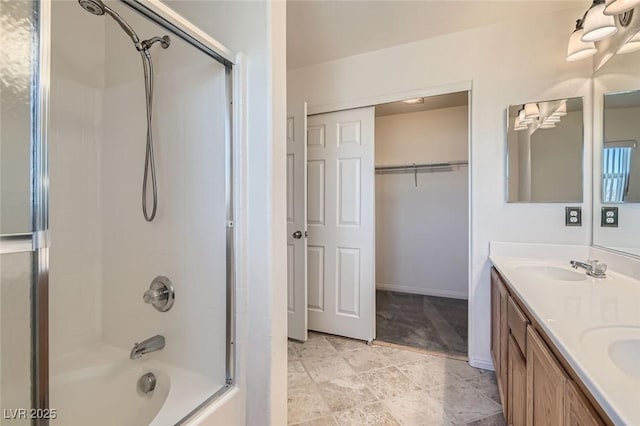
[0,0,48,423]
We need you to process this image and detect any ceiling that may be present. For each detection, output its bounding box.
[287,0,582,70]
[375,91,468,117]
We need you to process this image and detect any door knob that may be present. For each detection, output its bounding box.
[292,230,303,239]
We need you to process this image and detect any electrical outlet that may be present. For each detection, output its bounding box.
[565,207,582,226]
[601,207,619,227]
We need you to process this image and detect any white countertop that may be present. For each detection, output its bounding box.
[490,253,640,425]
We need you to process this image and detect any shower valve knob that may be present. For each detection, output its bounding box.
[143,276,175,312]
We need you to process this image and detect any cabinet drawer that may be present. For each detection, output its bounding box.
[508,296,529,355]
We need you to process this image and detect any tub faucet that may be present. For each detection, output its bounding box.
[570,259,607,278]
[130,335,165,359]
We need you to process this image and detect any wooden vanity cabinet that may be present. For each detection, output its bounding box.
[527,326,567,425]
[490,267,608,426]
[491,268,509,419]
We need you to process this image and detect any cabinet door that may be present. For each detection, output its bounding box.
[527,327,567,426]
[491,268,501,376]
[508,335,527,426]
[564,380,604,426]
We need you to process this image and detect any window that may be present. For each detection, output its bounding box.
[603,146,633,203]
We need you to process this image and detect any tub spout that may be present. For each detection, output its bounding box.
[130,335,165,360]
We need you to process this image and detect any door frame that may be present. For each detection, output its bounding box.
[304,81,473,356]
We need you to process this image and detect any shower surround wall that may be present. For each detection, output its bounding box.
[49,1,105,361]
[49,0,228,419]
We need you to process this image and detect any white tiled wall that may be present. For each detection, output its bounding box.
[49,2,105,362]
[49,1,229,387]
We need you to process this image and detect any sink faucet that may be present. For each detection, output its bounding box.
[130,335,165,359]
[570,259,607,278]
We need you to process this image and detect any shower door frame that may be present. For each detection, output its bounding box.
[27,0,238,424]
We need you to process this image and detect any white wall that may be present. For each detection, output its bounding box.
[49,0,105,362]
[594,51,640,254]
[288,6,593,369]
[161,1,288,424]
[530,110,583,202]
[375,107,468,298]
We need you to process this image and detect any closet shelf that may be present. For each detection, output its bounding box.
[374,160,468,173]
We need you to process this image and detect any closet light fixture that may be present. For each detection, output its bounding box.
[618,30,640,52]
[582,0,618,42]
[604,0,640,15]
[524,103,540,119]
[567,19,598,61]
[403,98,424,104]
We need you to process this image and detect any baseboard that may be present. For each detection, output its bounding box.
[376,283,468,300]
[469,357,495,371]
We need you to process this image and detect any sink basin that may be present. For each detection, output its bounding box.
[609,340,640,378]
[516,265,587,282]
[581,325,640,377]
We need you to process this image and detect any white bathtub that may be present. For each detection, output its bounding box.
[50,344,225,426]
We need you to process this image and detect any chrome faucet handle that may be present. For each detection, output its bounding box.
[143,276,175,312]
[588,260,607,276]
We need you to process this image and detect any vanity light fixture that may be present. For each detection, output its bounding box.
[583,0,618,42]
[524,103,540,119]
[617,29,640,52]
[567,19,598,61]
[604,0,640,15]
[403,98,424,104]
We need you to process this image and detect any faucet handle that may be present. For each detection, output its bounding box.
[591,260,607,274]
[143,276,175,312]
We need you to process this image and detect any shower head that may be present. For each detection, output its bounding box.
[78,0,105,15]
[77,0,141,45]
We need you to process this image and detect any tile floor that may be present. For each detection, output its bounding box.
[288,332,505,425]
[376,291,468,358]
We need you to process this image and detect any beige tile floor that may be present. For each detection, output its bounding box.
[288,332,506,426]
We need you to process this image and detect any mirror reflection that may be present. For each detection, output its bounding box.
[603,91,640,203]
[507,97,584,203]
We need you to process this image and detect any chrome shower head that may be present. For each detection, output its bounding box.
[77,0,141,45]
[78,0,105,15]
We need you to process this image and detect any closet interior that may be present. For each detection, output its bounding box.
[374,91,470,359]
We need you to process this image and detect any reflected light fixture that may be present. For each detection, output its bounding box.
[582,0,618,42]
[514,116,529,131]
[618,30,640,53]
[403,98,424,104]
[604,0,640,15]
[524,103,540,119]
[540,121,557,129]
[519,109,533,124]
[567,19,598,61]
[544,115,562,123]
[553,102,568,117]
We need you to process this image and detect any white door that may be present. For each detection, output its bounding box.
[287,103,308,341]
[307,107,375,341]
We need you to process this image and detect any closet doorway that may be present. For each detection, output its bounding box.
[374,91,470,359]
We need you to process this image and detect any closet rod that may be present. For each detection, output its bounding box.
[374,160,468,172]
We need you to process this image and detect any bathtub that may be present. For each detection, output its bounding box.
[50,344,226,426]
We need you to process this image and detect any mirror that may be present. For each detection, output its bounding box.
[593,51,640,258]
[506,97,584,203]
[603,91,640,203]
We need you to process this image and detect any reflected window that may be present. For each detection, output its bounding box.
[603,146,633,202]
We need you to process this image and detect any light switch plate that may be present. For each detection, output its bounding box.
[601,207,619,227]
